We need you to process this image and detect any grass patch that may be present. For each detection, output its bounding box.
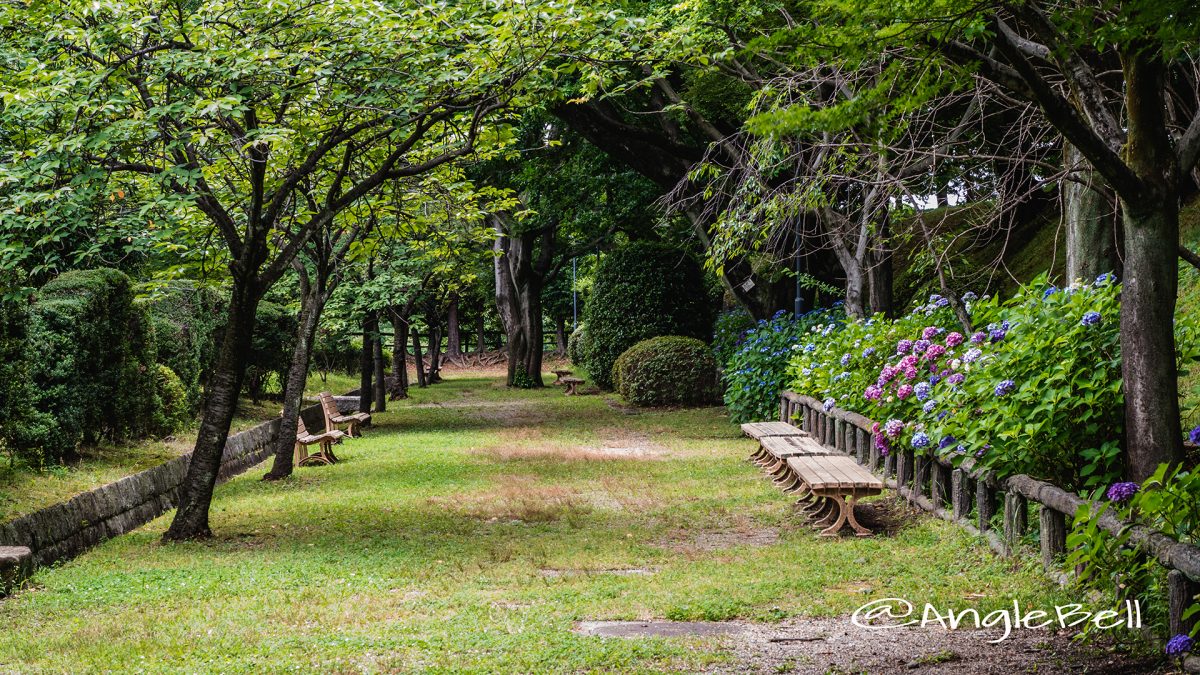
[0,370,1078,672]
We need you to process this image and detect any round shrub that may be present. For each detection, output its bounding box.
[583,243,714,389]
[614,336,719,407]
[23,268,159,461]
[151,364,191,436]
[145,281,225,411]
[566,323,588,366]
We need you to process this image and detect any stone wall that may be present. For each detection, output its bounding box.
[0,396,360,585]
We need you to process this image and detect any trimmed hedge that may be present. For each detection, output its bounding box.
[23,269,159,462]
[145,282,225,411]
[566,323,588,366]
[0,292,56,461]
[582,243,713,389]
[614,336,719,407]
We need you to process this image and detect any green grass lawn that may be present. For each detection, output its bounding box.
[0,371,1075,673]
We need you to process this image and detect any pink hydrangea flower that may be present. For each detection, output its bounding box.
[864,385,883,401]
[945,332,964,347]
[899,354,919,369]
[903,367,918,380]
[897,383,914,399]
[925,344,947,360]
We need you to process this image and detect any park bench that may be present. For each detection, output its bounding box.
[560,376,585,395]
[551,368,574,385]
[756,435,835,488]
[295,417,345,467]
[742,421,807,464]
[786,455,883,537]
[320,391,370,437]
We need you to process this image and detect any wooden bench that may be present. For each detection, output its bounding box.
[560,376,585,395]
[295,417,346,467]
[320,391,370,437]
[786,455,883,537]
[551,368,574,385]
[756,435,835,489]
[742,422,807,464]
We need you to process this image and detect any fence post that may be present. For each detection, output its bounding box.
[930,462,951,508]
[855,428,867,463]
[1169,570,1200,637]
[1003,491,1028,554]
[977,478,996,532]
[914,453,930,500]
[951,469,972,520]
[779,395,789,423]
[884,451,897,479]
[1038,506,1066,570]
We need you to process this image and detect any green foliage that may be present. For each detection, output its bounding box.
[722,308,843,423]
[566,323,588,366]
[712,308,756,367]
[0,289,56,462]
[150,364,190,436]
[20,269,159,463]
[582,243,714,390]
[244,301,298,402]
[614,336,718,407]
[1068,463,1200,638]
[144,282,225,411]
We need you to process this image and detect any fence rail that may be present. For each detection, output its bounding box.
[781,391,1200,668]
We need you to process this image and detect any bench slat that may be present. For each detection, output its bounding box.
[760,435,832,459]
[741,421,806,440]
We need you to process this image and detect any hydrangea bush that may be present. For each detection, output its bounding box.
[722,308,843,423]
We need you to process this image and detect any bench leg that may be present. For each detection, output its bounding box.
[294,442,305,467]
[749,447,768,463]
[775,474,801,492]
[321,439,339,464]
[818,495,851,537]
[801,496,829,519]
[844,496,873,537]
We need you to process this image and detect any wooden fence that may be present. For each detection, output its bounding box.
[781,390,1200,669]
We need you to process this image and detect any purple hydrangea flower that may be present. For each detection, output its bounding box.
[1106,481,1140,503]
[989,328,1007,342]
[913,339,932,354]
[1081,311,1101,327]
[897,383,914,399]
[961,291,978,302]
[1166,634,1193,657]
[935,297,950,307]
[938,435,956,450]
[903,366,918,380]
[925,344,947,360]
[994,379,1016,397]
[921,326,943,340]
[899,354,919,369]
[841,353,852,367]
[884,419,904,438]
[897,339,913,355]
[962,348,982,363]
[970,331,987,344]
[945,332,964,347]
[862,347,876,358]
[911,432,930,449]
[946,373,965,386]
[1189,424,1200,445]
[864,385,883,401]
[823,397,836,412]
[914,382,932,401]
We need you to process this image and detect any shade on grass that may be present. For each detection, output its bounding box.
[0,372,1073,672]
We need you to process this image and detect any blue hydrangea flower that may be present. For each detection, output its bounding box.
[938,435,956,450]
[1081,311,1101,327]
[1095,272,1115,285]
[1190,424,1200,445]
[929,374,941,386]
[1166,634,1193,657]
[935,296,950,307]
[911,432,930,449]
[989,328,1007,342]
[1106,481,1139,503]
[961,291,978,302]
[823,397,836,413]
[804,343,816,352]
[1043,286,1058,299]
[994,379,1016,397]
[922,399,937,414]
[862,347,875,358]
[914,382,932,401]
[841,353,852,367]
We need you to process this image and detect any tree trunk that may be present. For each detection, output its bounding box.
[411,327,427,388]
[372,322,386,412]
[359,311,375,414]
[1063,142,1117,282]
[1119,51,1184,481]
[263,288,324,480]
[475,313,486,355]
[389,310,409,399]
[493,216,547,387]
[163,278,261,541]
[867,215,894,317]
[554,316,567,355]
[427,319,443,384]
[446,298,461,358]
